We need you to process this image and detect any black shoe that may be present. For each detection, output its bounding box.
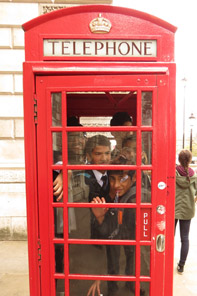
[177,264,184,274]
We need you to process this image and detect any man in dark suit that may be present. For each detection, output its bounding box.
[85,135,111,202]
[84,135,111,241]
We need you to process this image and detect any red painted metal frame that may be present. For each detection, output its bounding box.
[32,69,175,296]
[23,62,176,296]
[23,65,41,296]
[23,4,176,296]
[23,5,176,63]
[23,5,177,33]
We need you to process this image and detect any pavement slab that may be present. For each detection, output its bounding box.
[0,211,196,296]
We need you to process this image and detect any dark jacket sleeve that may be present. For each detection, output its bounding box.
[91,209,118,239]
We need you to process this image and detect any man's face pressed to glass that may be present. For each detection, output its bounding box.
[109,171,135,197]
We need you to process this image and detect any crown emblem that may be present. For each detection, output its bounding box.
[89,13,112,34]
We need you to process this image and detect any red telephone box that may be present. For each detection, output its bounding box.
[23,5,176,296]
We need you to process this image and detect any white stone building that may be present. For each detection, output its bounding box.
[0,0,112,240]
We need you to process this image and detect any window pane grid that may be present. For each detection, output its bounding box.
[49,88,154,296]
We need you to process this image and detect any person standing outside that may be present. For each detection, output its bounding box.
[175,150,197,274]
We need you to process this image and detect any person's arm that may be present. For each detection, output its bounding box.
[53,170,73,202]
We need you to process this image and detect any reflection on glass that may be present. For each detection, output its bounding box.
[69,207,136,240]
[69,244,135,276]
[69,280,135,296]
[142,132,152,165]
[140,281,150,296]
[67,131,86,164]
[52,93,62,126]
[56,279,64,296]
[67,91,137,126]
[69,208,90,239]
[121,132,136,165]
[68,170,89,203]
[142,91,152,126]
[68,168,137,202]
[141,171,152,203]
[67,131,138,166]
[54,208,63,238]
[140,246,150,276]
[53,132,62,164]
[55,244,64,273]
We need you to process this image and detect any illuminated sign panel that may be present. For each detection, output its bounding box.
[43,39,157,57]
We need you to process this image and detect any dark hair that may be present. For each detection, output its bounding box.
[110,112,132,126]
[178,150,192,181]
[108,155,135,179]
[67,116,87,137]
[122,135,136,148]
[67,116,82,126]
[85,135,111,156]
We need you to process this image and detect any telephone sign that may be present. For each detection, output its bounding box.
[43,39,157,57]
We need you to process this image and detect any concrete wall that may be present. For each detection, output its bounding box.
[0,0,112,240]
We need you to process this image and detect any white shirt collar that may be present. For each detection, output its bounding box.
[93,170,107,186]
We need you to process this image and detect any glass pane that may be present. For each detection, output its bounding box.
[69,244,135,276]
[55,244,64,273]
[141,91,152,126]
[54,208,63,238]
[56,279,64,296]
[140,246,150,276]
[69,207,136,240]
[67,131,87,164]
[68,170,89,203]
[119,132,137,165]
[142,132,152,165]
[141,171,151,203]
[53,132,62,164]
[52,92,62,126]
[67,91,137,126]
[67,131,137,165]
[67,131,136,165]
[68,207,90,238]
[69,280,135,296]
[140,282,150,296]
[68,168,137,203]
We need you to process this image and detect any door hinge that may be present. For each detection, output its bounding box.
[34,94,38,124]
[37,239,41,265]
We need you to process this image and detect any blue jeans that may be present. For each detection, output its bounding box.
[175,219,191,266]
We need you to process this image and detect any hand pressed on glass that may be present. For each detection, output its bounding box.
[91,197,108,225]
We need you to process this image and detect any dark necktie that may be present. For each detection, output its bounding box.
[101,175,108,189]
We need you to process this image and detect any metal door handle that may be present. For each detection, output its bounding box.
[156,234,165,252]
